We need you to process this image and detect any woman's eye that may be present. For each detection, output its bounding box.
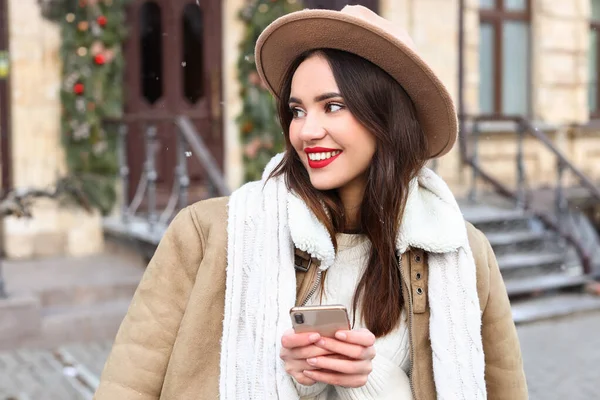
[326,103,344,113]
[290,107,306,118]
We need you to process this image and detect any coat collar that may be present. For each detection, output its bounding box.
[262,153,467,269]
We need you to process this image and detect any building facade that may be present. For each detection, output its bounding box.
[0,0,599,259]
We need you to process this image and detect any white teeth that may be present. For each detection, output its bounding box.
[308,150,341,161]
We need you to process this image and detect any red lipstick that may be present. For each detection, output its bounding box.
[304,147,342,169]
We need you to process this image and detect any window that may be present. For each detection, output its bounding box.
[140,1,163,104]
[302,0,378,12]
[182,3,204,104]
[479,0,530,116]
[590,0,600,116]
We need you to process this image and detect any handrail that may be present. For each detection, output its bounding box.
[103,115,229,233]
[465,115,600,203]
[174,116,230,197]
[462,114,599,274]
[524,121,600,201]
[463,157,592,274]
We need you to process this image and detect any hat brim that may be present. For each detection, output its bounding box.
[255,10,457,159]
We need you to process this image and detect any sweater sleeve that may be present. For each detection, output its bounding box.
[292,377,329,398]
[334,354,412,400]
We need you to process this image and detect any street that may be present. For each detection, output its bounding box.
[1,311,599,399]
[517,310,600,400]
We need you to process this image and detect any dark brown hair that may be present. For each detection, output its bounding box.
[270,49,428,337]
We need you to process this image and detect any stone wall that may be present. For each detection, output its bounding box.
[380,0,468,194]
[4,1,103,259]
[9,0,65,187]
[379,0,600,196]
[532,0,590,124]
[223,0,245,191]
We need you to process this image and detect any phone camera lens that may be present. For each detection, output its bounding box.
[294,313,304,324]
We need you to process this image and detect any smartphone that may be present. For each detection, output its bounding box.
[290,304,350,338]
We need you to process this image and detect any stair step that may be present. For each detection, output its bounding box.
[37,276,141,308]
[15,300,131,350]
[486,231,550,255]
[505,273,590,297]
[497,252,565,279]
[462,206,527,225]
[463,207,531,233]
[498,252,564,270]
[486,231,547,247]
[512,293,600,324]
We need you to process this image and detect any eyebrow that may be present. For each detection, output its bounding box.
[288,92,342,104]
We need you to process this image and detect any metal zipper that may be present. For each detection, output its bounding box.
[301,269,322,306]
[398,253,417,400]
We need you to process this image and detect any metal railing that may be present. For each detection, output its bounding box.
[104,115,229,238]
[463,115,600,275]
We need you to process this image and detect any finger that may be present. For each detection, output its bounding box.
[314,337,376,360]
[334,328,376,347]
[281,331,321,349]
[303,370,368,388]
[306,356,372,375]
[293,373,316,386]
[289,345,335,360]
[282,357,321,372]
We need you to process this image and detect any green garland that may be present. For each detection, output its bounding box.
[43,0,130,215]
[237,0,302,182]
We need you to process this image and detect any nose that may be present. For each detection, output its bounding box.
[298,113,327,143]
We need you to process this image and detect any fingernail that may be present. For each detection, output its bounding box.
[309,333,320,341]
[318,339,325,346]
[307,358,317,365]
[335,331,347,340]
[303,370,314,376]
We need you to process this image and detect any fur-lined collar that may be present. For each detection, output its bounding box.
[262,153,467,270]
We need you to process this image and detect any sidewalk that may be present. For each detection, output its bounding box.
[518,310,600,400]
[0,310,598,399]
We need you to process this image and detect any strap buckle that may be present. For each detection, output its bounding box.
[294,251,312,272]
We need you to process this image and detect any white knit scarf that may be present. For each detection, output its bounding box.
[220,154,487,399]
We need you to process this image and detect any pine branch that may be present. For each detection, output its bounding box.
[0,178,92,218]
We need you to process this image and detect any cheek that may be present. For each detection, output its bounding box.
[289,125,305,158]
[288,124,300,149]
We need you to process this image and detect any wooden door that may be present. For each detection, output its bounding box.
[123,0,223,205]
[303,0,378,12]
[0,0,12,192]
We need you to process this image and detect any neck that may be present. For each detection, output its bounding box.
[338,176,367,230]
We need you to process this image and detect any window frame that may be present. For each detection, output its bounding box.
[590,17,600,118]
[479,0,531,116]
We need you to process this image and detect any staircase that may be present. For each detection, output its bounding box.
[461,201,600,324]
[0,241,145,351]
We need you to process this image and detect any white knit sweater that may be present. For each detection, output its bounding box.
[294,234,412,400]
[220,153,486,400]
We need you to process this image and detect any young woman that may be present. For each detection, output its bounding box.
[95,6,527,400]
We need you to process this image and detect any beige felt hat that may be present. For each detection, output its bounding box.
[254,5,457,158]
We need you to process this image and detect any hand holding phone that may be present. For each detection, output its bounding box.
[282,305,376,389]
[289,304,350,338]
[280,305,350,386]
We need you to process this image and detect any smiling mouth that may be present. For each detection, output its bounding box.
[307,150,341,161]
[305,149,342,169]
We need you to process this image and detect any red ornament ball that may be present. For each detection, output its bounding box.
[94,54,106,65]
[97,15,107,27]
[73,83,85,95]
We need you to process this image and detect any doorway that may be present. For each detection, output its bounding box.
[123,0,223,205]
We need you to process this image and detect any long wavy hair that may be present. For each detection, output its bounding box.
[270,49,428,337]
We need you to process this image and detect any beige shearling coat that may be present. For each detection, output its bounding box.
[94,197,528,399]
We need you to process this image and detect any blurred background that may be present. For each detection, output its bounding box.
[0,0,599,399]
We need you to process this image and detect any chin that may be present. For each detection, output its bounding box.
[308,175,344,191]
